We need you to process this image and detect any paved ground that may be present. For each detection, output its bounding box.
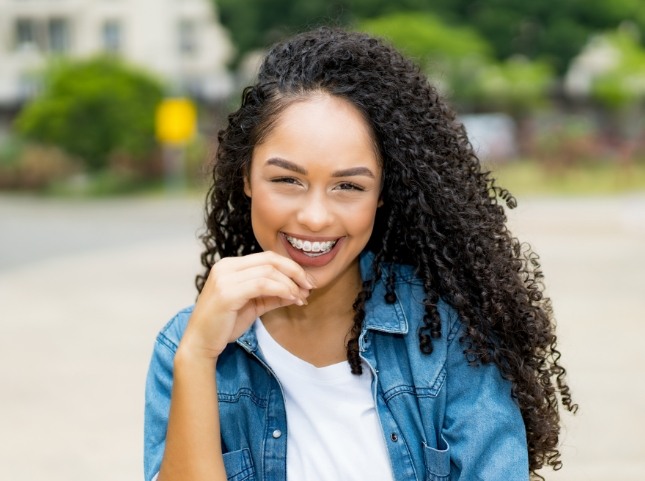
[0,193,644,481]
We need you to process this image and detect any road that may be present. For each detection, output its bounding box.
[0,193,644,481]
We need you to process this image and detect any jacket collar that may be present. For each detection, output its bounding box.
[360,250,409,335]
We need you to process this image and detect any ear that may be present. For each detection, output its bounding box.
[243,175,252,197]
[377,198,384,208]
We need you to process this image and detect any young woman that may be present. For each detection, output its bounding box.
[144,28,576,481]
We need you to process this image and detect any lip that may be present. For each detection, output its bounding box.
[280,233,345,268]
[281,232,342,242]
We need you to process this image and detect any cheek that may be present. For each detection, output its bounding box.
[347,199,379,235]
[249,187,291,231]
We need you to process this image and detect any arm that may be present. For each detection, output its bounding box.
[442,317,529,481]
[158,350,226,481]
[143,312,227,481]
[145,252,314,481]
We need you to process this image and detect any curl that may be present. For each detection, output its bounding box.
[196,27,576,478]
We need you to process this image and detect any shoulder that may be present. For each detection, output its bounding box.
[154,306,195,354]
[384,261,462,341]
[361,251,461,339]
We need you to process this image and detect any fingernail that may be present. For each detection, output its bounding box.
[306,274,317,289]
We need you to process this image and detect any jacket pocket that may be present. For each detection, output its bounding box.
[223,448,255,481]
[423,438,451,481]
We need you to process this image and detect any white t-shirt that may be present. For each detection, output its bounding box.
[255,319,395,481]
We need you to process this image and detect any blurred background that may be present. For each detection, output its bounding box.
[0,1,643,480]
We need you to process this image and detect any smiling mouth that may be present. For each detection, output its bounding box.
[284,234,339,257]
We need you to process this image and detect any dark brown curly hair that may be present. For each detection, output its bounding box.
[196,27,577,479]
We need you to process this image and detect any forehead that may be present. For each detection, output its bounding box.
[251,94,381,172]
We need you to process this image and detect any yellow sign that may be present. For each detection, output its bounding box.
[155,98,197,145]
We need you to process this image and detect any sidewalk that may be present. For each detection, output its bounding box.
[1,194,643,480]
[506,195,645,480]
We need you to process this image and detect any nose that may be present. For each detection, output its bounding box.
[296,190,334,232]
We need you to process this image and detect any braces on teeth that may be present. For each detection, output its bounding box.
[286,235,337,255]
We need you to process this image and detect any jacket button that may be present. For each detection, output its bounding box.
[390,433,398,442]
[272,429,282,439]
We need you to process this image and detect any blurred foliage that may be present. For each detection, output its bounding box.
[590,27,645,110]
[490,157,645,195]
[214,0,645,73]
[0,135,81,190]
[359,12,491,62]
[183,134,211,188]
[15,56,164,172]
[532,114,601,169]
[359,12,490,107]
[46,169,163,197]
[360,13,554,115]
[217,0,345,65]
[475,57,555,115]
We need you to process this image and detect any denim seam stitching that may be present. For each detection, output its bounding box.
[156,332,178,353]
[218,388,268,408]
[381,368,446,401]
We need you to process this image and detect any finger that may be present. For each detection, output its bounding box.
[232,264,310,300]
[226,277,307,311]
[200,266,310,316]
[253,294,300,317]
[245,251,315,289]
[218,252,315,289]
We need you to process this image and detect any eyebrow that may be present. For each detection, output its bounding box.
[266,158,307,175]
[265,157,375,178]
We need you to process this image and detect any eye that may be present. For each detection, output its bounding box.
[271,177,301,185]
[336,182,365,191]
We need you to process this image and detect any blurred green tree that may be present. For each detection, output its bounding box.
[590,27,645,110]
[360,12,491,63]
[15,57,164,172]
[217,0,347,64]
[359,12,493,107]
[360,12,555,152]
[475,57,555,115]
[214,0,645,74]
[476,56,555,153]
[583,26,645,151]
[456,0,645,74]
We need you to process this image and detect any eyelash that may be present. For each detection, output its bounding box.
[272,177,300,185]
[337,182,364,191]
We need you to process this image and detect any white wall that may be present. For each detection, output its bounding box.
[0,0,233,105]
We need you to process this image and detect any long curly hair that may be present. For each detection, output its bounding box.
[197,27,576,478]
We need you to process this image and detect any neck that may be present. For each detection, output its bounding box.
[261,261,362,337]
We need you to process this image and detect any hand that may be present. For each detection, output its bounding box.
[178,251,314,361]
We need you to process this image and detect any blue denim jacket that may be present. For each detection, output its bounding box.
[144,252,529,481]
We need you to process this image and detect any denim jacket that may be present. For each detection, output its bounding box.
[144,252,529,481]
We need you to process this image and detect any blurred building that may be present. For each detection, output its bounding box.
[0,0,233,110]
[461,113,518,162]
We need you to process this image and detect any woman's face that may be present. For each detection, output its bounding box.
[245,94,382,290]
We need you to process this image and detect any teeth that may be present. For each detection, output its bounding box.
[286,235,337,255]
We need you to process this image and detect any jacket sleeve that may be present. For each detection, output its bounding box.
[442,314,529,481]
[143,321,181,481]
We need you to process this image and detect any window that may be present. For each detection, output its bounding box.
[48,18,70,53]
[178,20,197,54]
[15,19,37,50]
[102,20,122,53]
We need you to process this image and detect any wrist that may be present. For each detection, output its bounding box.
[174,342,220,370]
